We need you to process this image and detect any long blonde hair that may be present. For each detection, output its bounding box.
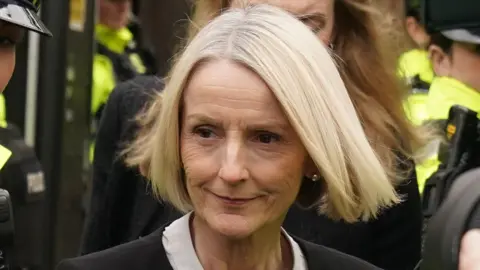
[127,4,399,223]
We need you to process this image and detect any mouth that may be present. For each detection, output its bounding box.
[210,192,258,206]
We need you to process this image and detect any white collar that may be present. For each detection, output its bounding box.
[162,212,307,270]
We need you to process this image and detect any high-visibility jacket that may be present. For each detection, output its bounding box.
[398,49,434,86]
[416,77,480,193]
[90,24,147,161]
[400,49,434,126]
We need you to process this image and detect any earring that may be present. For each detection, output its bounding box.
[311,174,319,182]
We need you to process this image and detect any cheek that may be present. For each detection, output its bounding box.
[250,149,305,200]
[465,55,480,78]
[452,53,480,87]
[317,17,334,45]
[180,134,218,187]
[0,49,16,92]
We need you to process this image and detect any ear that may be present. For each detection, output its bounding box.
[405,17,417,38]
[139,161,149,177]
[303,157,318,179]
[429,44,452,77]
[296,156,324,207]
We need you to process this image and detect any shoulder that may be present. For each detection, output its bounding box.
[109,75,164,109]
[57,229,171,270]
[102,75,164,130]
[113,75,165,94]
[376,153,421,222]
[294,236,381,270]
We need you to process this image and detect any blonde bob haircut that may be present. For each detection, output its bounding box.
[131,4,399,223]
[184,0,425,181]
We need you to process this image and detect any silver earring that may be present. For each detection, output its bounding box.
[312,174,319,182]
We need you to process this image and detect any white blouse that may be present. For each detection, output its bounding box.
[162,212,308,270]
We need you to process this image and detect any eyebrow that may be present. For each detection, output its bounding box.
[185,114,222,127]
[295,13,327,26]
[185,113,291,131]
[296,12,326,20]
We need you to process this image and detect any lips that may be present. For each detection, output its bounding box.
[210,192,257,205]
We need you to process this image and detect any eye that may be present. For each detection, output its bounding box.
[0,37,16,48]
[298,14,326,34]
[194,126,216,139]
[254,132,281,144]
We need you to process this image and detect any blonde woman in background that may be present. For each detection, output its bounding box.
[82,1,424,269]
[61,4,396,269]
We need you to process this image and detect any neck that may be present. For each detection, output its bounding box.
[190,214,293,270]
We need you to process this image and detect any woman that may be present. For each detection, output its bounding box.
[82,0,423,269]
[62,5,395,269]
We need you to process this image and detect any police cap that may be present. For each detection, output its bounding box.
[0,0,51,36]
[422,0,480,44]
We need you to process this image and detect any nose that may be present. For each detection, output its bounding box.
[218,136,248,184]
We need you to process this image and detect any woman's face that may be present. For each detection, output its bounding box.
[0,23,23,92]
[180,60,310,238]
[231,0,335,44]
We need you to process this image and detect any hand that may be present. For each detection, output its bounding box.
[459,229,480,270]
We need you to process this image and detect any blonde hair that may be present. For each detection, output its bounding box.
[179,0,426,183]
[128,4,399,223]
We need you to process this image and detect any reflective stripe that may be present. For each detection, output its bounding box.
[0,144,12,170]
[129,53,147,74]
[0,94,7,128]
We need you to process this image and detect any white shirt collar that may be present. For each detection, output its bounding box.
[162,212,307,270]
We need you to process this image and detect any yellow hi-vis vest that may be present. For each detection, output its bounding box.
[398,49,434,85]
[416,77,480,193]
[90,24,147,162]
[400,49,434,127]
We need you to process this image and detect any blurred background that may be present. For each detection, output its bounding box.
[3,0,192,269]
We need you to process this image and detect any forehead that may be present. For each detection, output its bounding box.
[185,60,272,101]
[232,0,333,16]
[183,60,284,117]
[0,22,25,41]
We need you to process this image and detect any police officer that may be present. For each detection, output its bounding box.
[0,0,51,268]
[90,0,153,160]
[399,0,434,90]
[0,0,51,163]
[417,0,480,193]
[401,0,435,129]
[0,0,51,130]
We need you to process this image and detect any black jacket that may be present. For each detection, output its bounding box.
[81,76,423,270]
[81,76,181,253]
[64,224,381,270]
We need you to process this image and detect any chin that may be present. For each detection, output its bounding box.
[206,212,260,239]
